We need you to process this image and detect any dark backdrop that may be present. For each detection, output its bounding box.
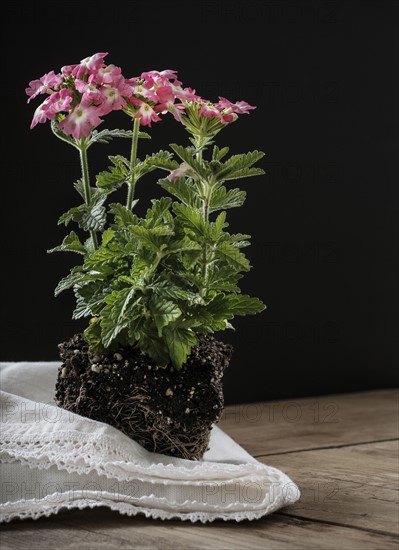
[2,0,398,404]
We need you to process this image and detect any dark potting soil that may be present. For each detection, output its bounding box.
[55,334,233,460]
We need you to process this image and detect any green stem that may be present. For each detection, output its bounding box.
[195,139,211,297]
[79,144,98,249]
[126,118,140,210]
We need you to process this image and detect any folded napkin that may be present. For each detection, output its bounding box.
[0,361,299,523]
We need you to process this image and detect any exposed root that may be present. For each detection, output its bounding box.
[55,333,233,460]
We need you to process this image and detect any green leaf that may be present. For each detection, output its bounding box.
[215,151,265,181]
[101,288,137,348]
[54,270,84,296]
[173,203,207,237]
[215,241,251,271]
[73,283,105,319]
[145,197,173,227]
[73,179,95,200]
[102,228,115,245]
[207,294,266,318]
[158,177,201,209]
[85,243,127,266]
[48,231,86,255]
[88,128,150,147]
[84,318,104,353]
[129,224,173,253]
[210,211,227,241]
[209,187,246,212]
[109,203,138,226]
[212,145,230,161]
[207,266,243,292]
[58,192,107,232]
[138,150,178,175]
[169,144,208,179]
[96,155,130,191]
[149,296,182,336]
[164,327,198,369]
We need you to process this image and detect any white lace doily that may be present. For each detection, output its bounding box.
[0,362,300,523]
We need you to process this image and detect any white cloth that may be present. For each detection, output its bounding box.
[0,362,299,523]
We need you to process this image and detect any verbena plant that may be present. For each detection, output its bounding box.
[27,53,266,369]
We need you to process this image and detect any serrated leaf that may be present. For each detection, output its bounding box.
[212,145,230,161]
[102,228,115,245]
[48,231,86,255]
[215,241,251,271]
[169,144,208,179]
[164,327,198,370]
[207,294,266,318]
[109,203,139,226]
[173,203,207,237]
[158,177,201,209]
[84,318,104,353]
[215,150,265,181]
[209,187,246,212]
[145,197,172,227]
[206,265,242,292]
[74,179,96,200]
[88,128,150,147]
[129,224,173,253]
[101,287,137,347]
[85,243,127,266]
[58,192,107,232]
[149,296,182,337]
[210,211,227,241]
[96,155,130,191]
[73,282,108,319]
[54,270,84,296]
[139,150,178,174]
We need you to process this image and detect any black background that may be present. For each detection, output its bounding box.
[2,0,398,404]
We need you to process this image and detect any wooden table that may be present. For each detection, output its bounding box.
[1,390,398,549]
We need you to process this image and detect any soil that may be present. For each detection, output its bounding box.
[55,334,233,460]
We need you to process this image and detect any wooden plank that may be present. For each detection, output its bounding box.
[261,440,399,536]
[1,508,398,550]
[219,389,399,456]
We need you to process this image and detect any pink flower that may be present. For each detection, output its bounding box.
[126,79,158,102]
[61,64,77,76]
[89,64,122,85]
[97,81,127,115]
[30,97,53,128]
[72,52,108,79]
[46,88,73,115]
[155,85,185,122]
[167,162,195,181]
[141,69,179,87]
[130,98,162,127]
[58,102,103,139]
[221,112,238,123]
[26,71,63,103]
[198,103,224,120]
[217,97,256,114]
[75,80,103,103]
[174,86,199,102]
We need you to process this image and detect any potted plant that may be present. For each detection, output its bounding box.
[26,53,266,460]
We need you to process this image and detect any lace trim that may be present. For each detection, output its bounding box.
[0,495,287,524]
[1,431,277,483]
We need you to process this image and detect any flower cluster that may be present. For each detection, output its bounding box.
[27,52,256,140]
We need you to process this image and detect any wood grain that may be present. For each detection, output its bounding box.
[219,389,399,456]
[262,440,399,535]
[1,508,398,550]
[1,389,398,549]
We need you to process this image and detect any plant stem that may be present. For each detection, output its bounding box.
[126,118,140,210]
[195,138,210,297]
[79,144,98,249]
